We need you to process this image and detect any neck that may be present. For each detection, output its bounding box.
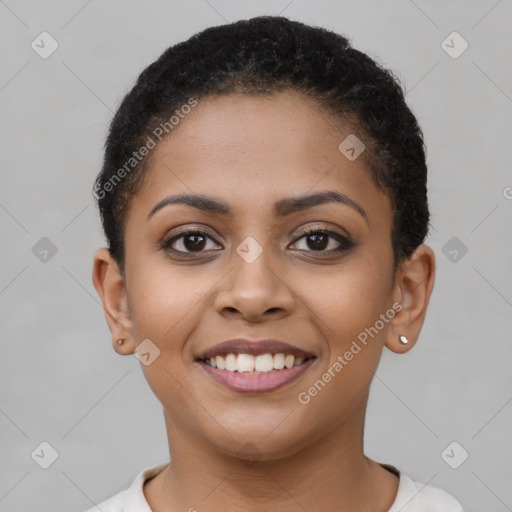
[144,398,398,512]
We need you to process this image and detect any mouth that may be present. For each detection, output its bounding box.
[195,339,317,393]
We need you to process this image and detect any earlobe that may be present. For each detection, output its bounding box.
[386,332,416,354]
[385,245,436,354]
[399,335,409,345]
[92,248,134,354]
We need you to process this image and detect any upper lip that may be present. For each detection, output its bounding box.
[196,338,315,360]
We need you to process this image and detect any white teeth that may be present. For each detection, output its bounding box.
[208,353,308,373]
[255,354,274,372]
[237,353,255,373]
[273,353,285,370]
[284,354,295,369]
[225,353,237,372]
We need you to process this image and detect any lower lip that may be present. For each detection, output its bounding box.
[198,358,315,394]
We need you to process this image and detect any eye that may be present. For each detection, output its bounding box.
[290,228,354,255]
[161,226,355,258]
[161,228,221,255]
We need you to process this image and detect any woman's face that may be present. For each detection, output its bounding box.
[117,90,402,459]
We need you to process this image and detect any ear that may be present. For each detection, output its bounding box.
[92,247,134,355]
[385,244,436,354]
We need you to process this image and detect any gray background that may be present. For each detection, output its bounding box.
[1,1,511,511]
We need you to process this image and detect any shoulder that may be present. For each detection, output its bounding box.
[82,463,169,512]
[83,489,126,512]
[390,472,464,511]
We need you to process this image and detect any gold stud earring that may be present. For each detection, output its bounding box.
[117,338,124,345]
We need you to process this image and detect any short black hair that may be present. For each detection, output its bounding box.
[93,15,430,275]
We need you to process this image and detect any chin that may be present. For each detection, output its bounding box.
[204,424,308,463]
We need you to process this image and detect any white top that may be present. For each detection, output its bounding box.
[85,463,464,511]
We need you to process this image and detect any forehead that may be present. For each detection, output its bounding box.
[156,91,355,170]
[126,90,392,228]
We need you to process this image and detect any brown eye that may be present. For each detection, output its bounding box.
[162,229,221,254]
[291,229,354,254]
[303,232,329,251]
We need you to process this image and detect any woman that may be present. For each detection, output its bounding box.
[89,15,464,511]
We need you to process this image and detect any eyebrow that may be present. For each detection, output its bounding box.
[147,190,368,224]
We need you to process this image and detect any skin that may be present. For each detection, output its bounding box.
[92,89,435,512]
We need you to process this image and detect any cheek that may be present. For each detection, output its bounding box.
[126,254,200,343]
[302,258,394,407]
[125,256,218,393]
[296,265,390,423]
[308,257,392,338]
[126,261,200,415]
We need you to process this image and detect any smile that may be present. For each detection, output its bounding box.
[205,352,311,373]
[195,338,317,393]
[198,357,316,393]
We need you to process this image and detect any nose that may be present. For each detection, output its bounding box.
[214,249,295,323]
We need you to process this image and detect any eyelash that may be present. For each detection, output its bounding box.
[160,226,355,258]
